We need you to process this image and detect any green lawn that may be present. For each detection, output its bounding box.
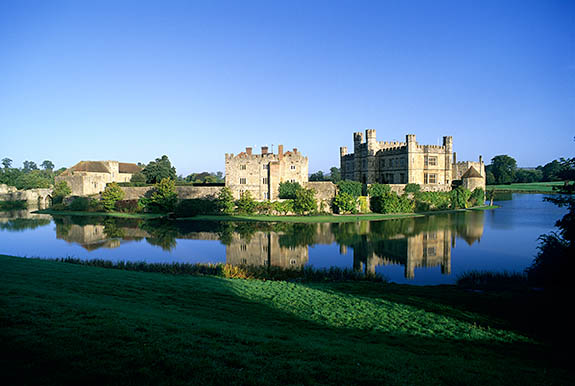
[0,255,570,385]
[487,181,564,193]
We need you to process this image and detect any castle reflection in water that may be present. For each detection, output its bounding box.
[48,210,485,280]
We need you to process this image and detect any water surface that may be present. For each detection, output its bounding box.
[0,194,564,285]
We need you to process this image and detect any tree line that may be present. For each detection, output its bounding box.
[486,155,574,185]
[0,158,63,190]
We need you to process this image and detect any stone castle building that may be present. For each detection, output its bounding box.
[225,145,309,200]
[340,129,485,191]
[55,160,141,196]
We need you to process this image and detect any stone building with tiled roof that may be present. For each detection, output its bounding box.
[56,161,141,196]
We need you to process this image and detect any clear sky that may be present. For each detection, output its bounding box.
[1,0,573,176]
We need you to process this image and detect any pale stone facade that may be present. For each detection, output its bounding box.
[55,161,141,196]
[225,145,308,200]
[0,184,53,208]
[340,129,485,191]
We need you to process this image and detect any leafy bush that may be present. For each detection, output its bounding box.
[101,182,125,211]
[68,197,91,211]
[114,199,141,213]
[333,192,358,214]
[174,199,218,217]
[235,191,257,214]
[337,180,362,198]
[140,178,178,213]
[0,200,27,210]
[367,183,390,198]
[272,200,294,215]
[450,187,472,209]
[130,172,147,186]
[404,183,421,194]
[468,188,485,207]
[52,181,71,204]
[293,188,317,215]
[371,192,414,214]
[216,187,235,214]
[255,200,273,215]
[278,181,302,199]
[415,191,451,211]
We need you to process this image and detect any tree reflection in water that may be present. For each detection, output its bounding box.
[50,211,485,279]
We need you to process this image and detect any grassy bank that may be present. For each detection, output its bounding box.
[35,209,166,219]
[487,181,564,193]
[0,255,571,385]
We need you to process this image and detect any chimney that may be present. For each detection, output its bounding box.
[246,147,252,155]
[261,146,268,155]
[278,144,284,160]
[293,148,298,154]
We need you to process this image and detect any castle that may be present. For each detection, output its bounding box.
[55,160,141,196]
[340,129,485,192]
[225,145,309,200]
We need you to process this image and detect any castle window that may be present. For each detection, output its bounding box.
[426,247,436,257]
[424,173,437,184]
[240,164,247,170]
[263,192,269,199]
[263,164,268,170]
[290,259,297,265]
[239,178,246,184]
[240,245,247,252]
[262,177,268,184]
[400,173,405,184]
[424,156,437,167]
[291,165,296,170]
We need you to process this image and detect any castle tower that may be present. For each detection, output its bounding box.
[353,132,364,181]
[406,134,417,183]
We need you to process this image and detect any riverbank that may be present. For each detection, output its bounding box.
[0,254,570,385]
[486,181,564,193]
[35,205,497,223]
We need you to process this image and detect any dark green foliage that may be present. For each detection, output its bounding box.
[271,200,294,215]
[489,155,517,184]
[486,171,496,185]
[415,191,451,211]
[278,181,302,199]
[174,199,218,217]
[22,160,38,171]
[449,187,472,209]
[309,170,326,181]
[367,183,390,198]
[333,192,357,214]
[114,199,141,213]
[468,188,485,207]
[293,188,317,215]
[514,169,542,183]
[526,196,574,289]
[68,197,91,211]
[52,181,71,204]
[216,187,235,214]
[235,191,257,214]
[404,183,421,194]
[0,159,56,189]
[329,166,341,182]
[140,178,178,213]
[457,271,529,291]
[101,182,125,211]
[538,160,562,182]
[337,180,362,198]
[371,192,414,214]
[1,157,12,168]
[185,171,224,184]
[40,160,54,171]
[141,155,176,184]
[129,172,147,186]
[0,200,27,210]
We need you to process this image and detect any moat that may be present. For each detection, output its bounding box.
[0,194,564,285]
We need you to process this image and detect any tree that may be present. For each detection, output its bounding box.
[235,191,257,214]
[52,181,71,204]
[216,187,235,214]
[309,171,326,181]
[130,172,147,185]
[293,188,317,215]
[539,160,562,182]
[2,158,12,169]
[558,157,575,181]
[142,155,177,184]
[278,181,302,199]
[141,178,178,213]
[490,155,517,184]
[22,161,39,171]
[101,182,125,211]
[329,167,341,183]
[515,169,542,183]
[333,192,357,214]
[337,180,362,198]
[41,160,54,171]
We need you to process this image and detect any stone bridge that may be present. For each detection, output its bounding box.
[0,184,53,209]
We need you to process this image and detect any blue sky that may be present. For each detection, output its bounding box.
[1,0,573,176]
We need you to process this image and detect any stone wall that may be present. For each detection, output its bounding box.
[0,185,53,208]
[305,181,337,212]
[120,186,224,200]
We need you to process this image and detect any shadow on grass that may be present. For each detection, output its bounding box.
[0,255,571,385]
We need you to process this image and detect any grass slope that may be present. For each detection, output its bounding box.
[0,255,570,385]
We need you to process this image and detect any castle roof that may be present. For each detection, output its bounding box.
[61,161,141,175]
[119,162,141,174]
[461,166,482,179]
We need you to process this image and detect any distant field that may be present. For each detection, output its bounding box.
[0,255,571,385]
[487,181,564,193]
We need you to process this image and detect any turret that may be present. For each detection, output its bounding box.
[442,136,453,152]
[353,132,363,152]
[246,147,252,155]
[406,134,416,148]
[366,129,377,153]
[340,146,348,157]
